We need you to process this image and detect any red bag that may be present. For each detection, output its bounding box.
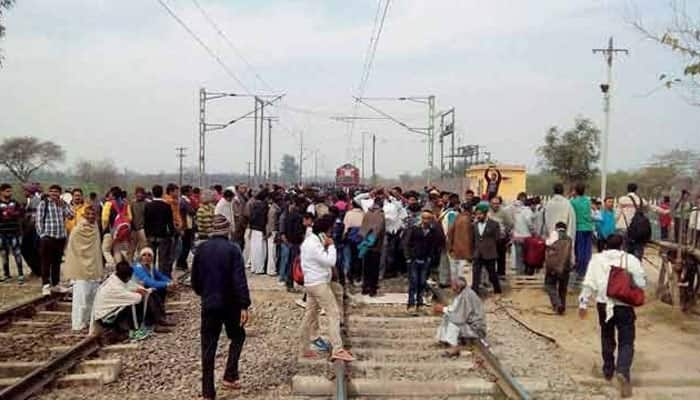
[606,254,645,307]
[523,235,546,268]
[292,255,304,285]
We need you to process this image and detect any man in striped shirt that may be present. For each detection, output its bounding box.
[36,184,74,295]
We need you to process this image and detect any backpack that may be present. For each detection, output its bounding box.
[544,234,572,275]
[626,195,651,243]
[358,231,377,259]
[292,255,304,285]
[110,200,132,243]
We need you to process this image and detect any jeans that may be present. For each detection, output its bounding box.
[512,241,525,275]
[39,237,66,286]
[407,259,430,306]
[201,307,246,399]
[660,226,669,241]
[1,233,23,278]
[545,271,569,311]
[148,237,174,278]
[574,231,593,278]
[278,242,290,283]
[472,257,501,295]
[597,303,636,380]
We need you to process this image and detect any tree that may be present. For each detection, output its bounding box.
[0,137,65,183]
[74,159,120,193]
[0,0,14,66]
[537,118,600,186]
[279,154,299,184]
[631,1,700,105]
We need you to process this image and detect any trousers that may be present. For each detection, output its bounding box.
[597,303,636,380]
[298,283,342,354]
[362,251,381,295]
[407,259,430,306]
[39,237,66,286]
[544,271,569,311]
[200,307,246,399]
[1,233,23,277]
[148,237,173,278]
[472,257,501,295]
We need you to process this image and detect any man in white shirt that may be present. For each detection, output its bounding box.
[615,183,646,260]
[298,215,354,362]
[578,234,646,398]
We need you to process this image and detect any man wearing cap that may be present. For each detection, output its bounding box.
[192,214,251,400]
[132,247,176,312]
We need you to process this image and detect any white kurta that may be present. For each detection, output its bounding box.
[71,280,99,331]
[250,229,267,274]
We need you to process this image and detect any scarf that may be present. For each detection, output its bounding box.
[63,219,104,281]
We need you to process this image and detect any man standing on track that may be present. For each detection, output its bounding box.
[36,184,74,295]
[192,215,251,400]
[0,183,25,284]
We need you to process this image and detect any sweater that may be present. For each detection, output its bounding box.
[447,212,473,260]
[0,198,23,235]
[144,199,175,238]
[192,236,251,311]
[130,199,147,231]
[570,196,593,232]
[196,204,215,239]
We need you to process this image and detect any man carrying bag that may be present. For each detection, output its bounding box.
[578,233,646,398]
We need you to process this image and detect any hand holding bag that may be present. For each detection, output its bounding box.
[606,253,645,307]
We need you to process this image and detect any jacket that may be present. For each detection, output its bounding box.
[164,194,183,231]
[473,219,500,260]
[283,206,306,245]
[248,199,268,231]
[133,263,171,290]
[192,236,251,311]
[359,208,386,252]
[544,194,577,240]
[266,202,280,235]
[144,199,175,238]
[447,211,473,260]
[404,224,443,261]
[130,199,147,231]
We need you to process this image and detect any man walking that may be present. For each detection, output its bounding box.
[0,183,25,283]
[579,234,646,398]
[570,183,593,279]
[130,187,149,255]
[447,203,472,285]
[192,215,250,399]
[36,184,74,295]
[615,183,646,260]
[472,202,502,296]
[487,196,512,277]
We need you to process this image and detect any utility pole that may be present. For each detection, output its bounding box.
[593,37,628,199]
[361,131,369,183]
[258,97,264,182]
[372,133,377,186]
[299,131,304,185]
[314,150,319,183]
[267,117,272,181]
[439,108,455,179]
[247,162,252,186]
[253,97,258,185]
[176,147,187,188]
[197,88,284,187]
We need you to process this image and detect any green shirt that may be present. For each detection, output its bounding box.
[570,196,593,232]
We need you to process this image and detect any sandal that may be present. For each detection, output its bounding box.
[330,349,355,362]
[221,380,241,390]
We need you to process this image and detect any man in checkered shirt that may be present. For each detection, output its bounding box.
[36,184,74,295]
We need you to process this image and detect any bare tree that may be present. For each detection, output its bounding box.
[631,1,700,105]
[0,0,14,66]
[0,137,65,183]
[75,159,119,192]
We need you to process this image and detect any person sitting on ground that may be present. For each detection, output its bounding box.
[63,204,103,331]
[434,276,486,357]
[90,261,170,338]
[133,247,177,308]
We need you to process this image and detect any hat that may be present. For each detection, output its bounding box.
[211,214,231,237]
[475,201,490,213]
[140,247,154,257]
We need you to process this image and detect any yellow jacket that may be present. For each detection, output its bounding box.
[66,203,89,234]
[102,200,132,232]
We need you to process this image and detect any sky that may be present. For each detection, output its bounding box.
[1,0,699,180]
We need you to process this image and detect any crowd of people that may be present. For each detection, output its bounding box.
[1,178,697,399]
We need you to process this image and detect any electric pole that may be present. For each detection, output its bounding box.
[299,131,304,185]
[361,131,369,183]
[253,97,258,185]
[176,147,187,188]
[372,133,377,186]
[593,37,628,199]
[267,117,272,181]
[247,162,252,186]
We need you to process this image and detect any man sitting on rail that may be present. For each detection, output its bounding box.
[132,247,177,310]
[90,261,170,339]
[433,276,486,357]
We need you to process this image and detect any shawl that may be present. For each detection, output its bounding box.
[447,287,486,339]
[63,219,104,281]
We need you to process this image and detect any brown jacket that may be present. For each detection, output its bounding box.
[448,212,473,260]
[359,208,385,252]
[472,219,500,260]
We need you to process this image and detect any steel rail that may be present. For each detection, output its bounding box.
[0,294,59,328]
[334,282,348,400]
[428,285,530,400]
[0,335,101,400]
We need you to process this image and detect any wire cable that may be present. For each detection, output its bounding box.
[156,0,251,94]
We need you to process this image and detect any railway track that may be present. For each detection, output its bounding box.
[291,281,533,399]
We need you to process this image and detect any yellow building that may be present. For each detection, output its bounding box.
[466,164,527,202]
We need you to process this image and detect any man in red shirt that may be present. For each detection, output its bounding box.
[659,196,672,241]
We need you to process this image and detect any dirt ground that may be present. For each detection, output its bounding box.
[503,251,700,399]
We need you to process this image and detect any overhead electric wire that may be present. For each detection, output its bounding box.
[190,0,274,92]
[156,0,251,94]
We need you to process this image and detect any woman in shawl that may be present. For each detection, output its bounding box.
[63,204,104,331]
